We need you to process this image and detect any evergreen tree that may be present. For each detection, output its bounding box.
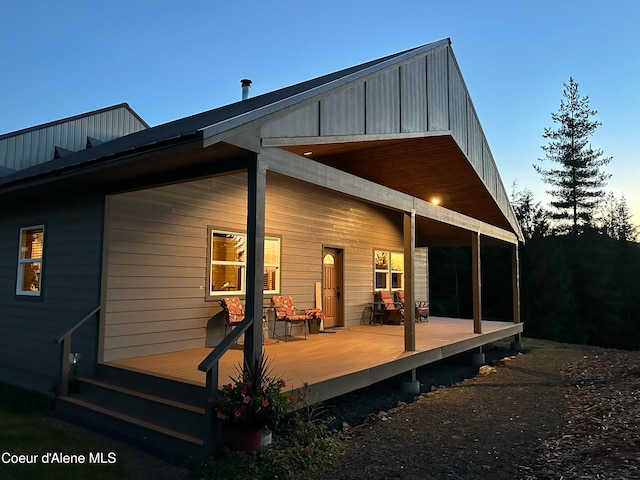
[534,77,612,235]
[510,183,550,240]
[598,192,638,242]
[614,194,638,242]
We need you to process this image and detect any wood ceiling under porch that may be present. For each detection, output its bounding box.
[106,317,523,405]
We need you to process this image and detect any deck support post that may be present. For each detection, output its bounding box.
[472,232,482,334]
[244,155,267,367]
[403,209,416,351]
[401,368,420,394]
[471,346,485,367]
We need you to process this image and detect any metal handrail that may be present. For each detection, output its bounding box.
[198,314,255,447]
[55,305,101,344]
[54,305,100,396]
[198,314,252,373]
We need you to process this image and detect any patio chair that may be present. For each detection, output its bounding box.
[395,290,430,322]
[270,295,309,340]
[375,290,403,325]
[220,297,244,336]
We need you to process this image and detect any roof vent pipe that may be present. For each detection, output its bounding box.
[241,79,252,100]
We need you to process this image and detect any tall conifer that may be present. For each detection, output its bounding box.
[535,78,611,235]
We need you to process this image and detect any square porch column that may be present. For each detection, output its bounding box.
[472,232,482,334]
[244,155,266,366]
[404,209,416,351]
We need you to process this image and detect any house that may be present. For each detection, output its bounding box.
[0,38,524,456]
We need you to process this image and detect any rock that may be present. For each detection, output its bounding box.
[396,400,407,408]
[479,365,497,375]
[342,421,351,431]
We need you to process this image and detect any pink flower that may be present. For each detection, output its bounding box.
[240,384,248,395]
[243,395,251,404]
[262,399,269,407]
[279,379,286,388]
[286,395,295,403]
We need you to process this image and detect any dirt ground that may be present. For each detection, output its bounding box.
[313,338,640,480]
[44,338,640,479]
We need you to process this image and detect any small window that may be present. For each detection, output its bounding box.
[374,249,403,291]
[207,228,280,297]
[17,226,44,296]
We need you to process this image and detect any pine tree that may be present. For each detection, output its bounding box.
[615,194,638,242]
[598,192,638,242]
[510,183,550,240]
[535,77,611,235]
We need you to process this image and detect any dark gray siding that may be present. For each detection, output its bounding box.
[0,194,104,392]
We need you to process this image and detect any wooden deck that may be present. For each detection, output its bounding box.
[107,317,523,404]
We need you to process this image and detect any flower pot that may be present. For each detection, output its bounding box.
[223,423,264,452]
[308,317,321,334]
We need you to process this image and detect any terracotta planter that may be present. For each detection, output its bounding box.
[223,423,264,452]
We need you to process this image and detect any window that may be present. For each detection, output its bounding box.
[374,249,403,291]
[208,229,280,297]
[17,226,44,296]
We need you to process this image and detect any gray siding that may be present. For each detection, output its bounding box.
[0,105,148,171]
[0,195,104,392]
[103,172,424,361]
[260,44,519,236]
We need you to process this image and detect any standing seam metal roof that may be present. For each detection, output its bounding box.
[0,40,446,189]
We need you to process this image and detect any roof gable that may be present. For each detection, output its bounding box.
[0,103,149,171]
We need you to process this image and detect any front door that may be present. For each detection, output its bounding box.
[322,247,343,328]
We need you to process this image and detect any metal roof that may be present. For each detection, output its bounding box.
[0,41,441,189]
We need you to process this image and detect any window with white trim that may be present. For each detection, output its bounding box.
[207,229,281,297]
[374,249,404,291]
[17,226,44,296]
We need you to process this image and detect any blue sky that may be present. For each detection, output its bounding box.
[2,0,638,220]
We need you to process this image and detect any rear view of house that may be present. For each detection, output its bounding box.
[0,38,523,456]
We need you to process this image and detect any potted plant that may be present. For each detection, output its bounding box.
[305,308,324,334]
[209,353,294,451]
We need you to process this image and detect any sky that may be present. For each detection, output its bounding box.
[2,0,639,221]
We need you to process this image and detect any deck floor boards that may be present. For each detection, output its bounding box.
[106,317,522,402]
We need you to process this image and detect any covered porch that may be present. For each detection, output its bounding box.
[106,317,523,404]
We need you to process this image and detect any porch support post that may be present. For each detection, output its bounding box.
[511,243,523,350]
[244,155,266,367]
[404,209,416,351]
[472,232,482,334]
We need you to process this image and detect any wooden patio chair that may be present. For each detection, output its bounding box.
[395,290,430,322]
[220,297,244,336]
[270,295,309,340]
[375,290,403,325]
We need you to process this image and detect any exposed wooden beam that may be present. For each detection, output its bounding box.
[261,147,518,245]
[261,130,450,148]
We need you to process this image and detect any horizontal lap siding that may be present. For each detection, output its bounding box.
[103,176,248,361]
[0,195,103,392]
[104,172,414,360]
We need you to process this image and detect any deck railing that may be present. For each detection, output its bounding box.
[198,314,253,446]
[54,305,100,396]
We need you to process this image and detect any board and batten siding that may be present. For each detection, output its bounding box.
[103,171,427,361]
[0,194,104,392]
[260,44,519,236]
[0,105,148,171]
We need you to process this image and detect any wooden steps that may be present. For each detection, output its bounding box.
[55,365,211,459]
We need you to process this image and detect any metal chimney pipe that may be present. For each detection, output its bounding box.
[241,79,252,100]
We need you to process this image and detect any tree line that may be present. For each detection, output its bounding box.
[430,78,640,350]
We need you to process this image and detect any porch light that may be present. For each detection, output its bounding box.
[303,151,313,156]
[430,197,441,206]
